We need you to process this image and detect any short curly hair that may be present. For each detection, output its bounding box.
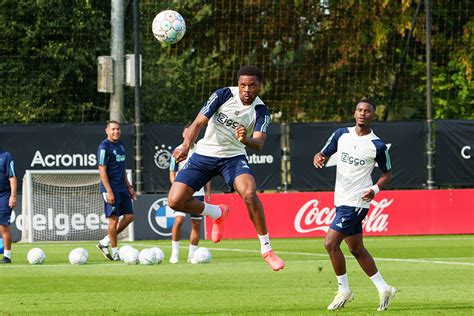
[237,65,263,83]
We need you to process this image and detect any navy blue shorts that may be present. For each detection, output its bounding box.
[330,205,369,236]
[0,191,12,226]
[102,191,134,218]
[175,153,253,192]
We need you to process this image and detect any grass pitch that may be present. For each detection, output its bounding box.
[0,235,473,315]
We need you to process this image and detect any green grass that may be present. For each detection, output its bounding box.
[1,235,473,315]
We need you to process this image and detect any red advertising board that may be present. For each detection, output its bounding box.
[206,189,474,239]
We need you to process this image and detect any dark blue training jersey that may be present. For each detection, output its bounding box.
[0,148,16,193]
[97,139,127,193]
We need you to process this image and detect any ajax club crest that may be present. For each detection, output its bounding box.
[154,145,173,169]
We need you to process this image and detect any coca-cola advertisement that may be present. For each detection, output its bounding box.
[205,189,474,239]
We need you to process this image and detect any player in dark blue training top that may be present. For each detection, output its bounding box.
[95,121,136,261]
[0,148,17,264]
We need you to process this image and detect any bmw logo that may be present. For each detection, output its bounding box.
[147,198,175,236]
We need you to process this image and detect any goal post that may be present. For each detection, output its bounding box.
[21,169,134,243]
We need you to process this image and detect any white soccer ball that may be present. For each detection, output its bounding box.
[27,248,45,265]
[139,248,157,265]
[69,248,88,265]
[193,247,211,264]
[123,247,139,265]
[150,247,164,264]
[152,10,186,44]
[119,245,134,260]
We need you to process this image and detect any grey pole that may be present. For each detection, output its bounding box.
[110,0,125,122]
[425,0,435,189]
[133,0,143,194]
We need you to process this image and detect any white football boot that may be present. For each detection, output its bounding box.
[377,286,397,311]
[327,291,354,310]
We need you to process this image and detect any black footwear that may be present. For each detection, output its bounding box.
[0,256,11,264]
[96,242,113,261]
[112,253,121,261]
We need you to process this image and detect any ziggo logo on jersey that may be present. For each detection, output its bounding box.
[217,113,241,129]
[341,152,366,166]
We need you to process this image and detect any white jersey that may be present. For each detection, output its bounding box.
[321,126,391,208]
[196,87,271,158]
[169,144,204,196]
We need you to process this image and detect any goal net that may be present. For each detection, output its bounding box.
[21,170,134,243]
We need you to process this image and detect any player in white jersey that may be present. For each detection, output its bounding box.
[169,124,211,264]
[168,65,284,271]
[313,100,396,311]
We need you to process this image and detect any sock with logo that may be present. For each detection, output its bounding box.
[171,240,180,257]
[369,271,390,292]
[336,274,351,293]
[188,244,198,259]
[4,250,11,259]
[100,235,110,247]
[258,233,272,255]
[201,203,222,219]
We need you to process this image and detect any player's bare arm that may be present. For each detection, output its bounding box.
[237,130,267,151]
[362,170,393,201]
[313,152,327,168]
[125,177,137,200]
[174,113,209,163]
[9,176,17,208]
[98,165,114,204]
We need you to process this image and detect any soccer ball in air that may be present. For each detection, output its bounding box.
[150,247,164,264]
[69,248,88,265]
[123,248,139,265]
[138,248,157,265]
[27,248,46,265]
[193,247,211,264]
[151,10,186,44]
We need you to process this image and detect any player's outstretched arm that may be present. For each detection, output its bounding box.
[174,113,209,163]
[313,152,327,168]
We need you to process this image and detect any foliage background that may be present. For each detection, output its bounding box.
[1,0,472,124]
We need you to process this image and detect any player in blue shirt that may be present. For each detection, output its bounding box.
[95,121,136,261]
[0,148,17,264]
[313,99,396,311]
[168,65,284,271]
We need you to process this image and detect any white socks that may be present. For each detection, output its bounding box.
[258,233,272,255]
[111,247,118,256]
[4,250,11,259]
[370,271,390,292]
[201,203,222,219]
[188,244,198,259]
[100,235,110,247]
[336,274,351,293]
[171,240,180,256]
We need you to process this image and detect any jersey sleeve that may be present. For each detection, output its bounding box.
[254,104,271,133]
[373,140,392,172]
[321,128,349,157]
[97,144,109,166]
[5,152,16,178]
[199,88,233,119]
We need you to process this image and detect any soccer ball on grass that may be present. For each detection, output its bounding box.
[152,10,186,44]
[69,248,88,265]
[27,248,46,265]
[138,248,157,265]
[150,247,164,264]
[193,247,211,264]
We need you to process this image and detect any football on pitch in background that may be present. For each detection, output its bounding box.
[193,247,211,264]
[152,10,186,44]
[27,248,46,265]
[150,247,164,264]
[138,248,157,265]
[119,245,134,260]
[69,248,88,265]
[123,247,139,265]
